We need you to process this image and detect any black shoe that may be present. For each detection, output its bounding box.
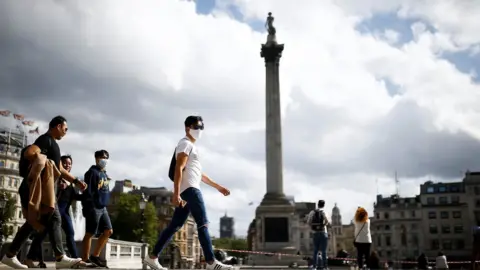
[38,262,47,268]
[88,255,107,268]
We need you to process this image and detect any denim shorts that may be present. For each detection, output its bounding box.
[83,207,112,235]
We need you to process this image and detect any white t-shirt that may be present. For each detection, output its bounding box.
[353,219,372,243]
[175,137,202,194]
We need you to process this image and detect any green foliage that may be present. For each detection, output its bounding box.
[111,193,158,248]
[1,191,17,238]
[212,238,248,258]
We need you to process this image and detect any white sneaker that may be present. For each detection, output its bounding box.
[143,257,167,270]
[55,255,82,269]
[0,255,28,269]
[206,260,234,270]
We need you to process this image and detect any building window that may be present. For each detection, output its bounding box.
[429,225,438,234]
[377,236,382,247]
[475,186,480,195]
[439,197,448,204]
[476,200,480,207]
[377,226,381,231]
[411,210,416,217]
[427,187,434,193]
[442,240,452,250]
[384,213,389,219]
[440,211,449,219]
[300,232,304,239]
[453,211,462,218]
[439,186,447,193]
[0,160,4,167]
[431,240,440,250]
[385,225,390,230]
[455,240,465,249]
[376,213,380,219]
[441,225,451,234]
[385,236,391,246]
[451,185,459,192]
[411,224,417,230]
[400,211,405,218]
[454,225,464,233]
[428,211,437,219]
[451,196,460,204]
[427,197,435,205]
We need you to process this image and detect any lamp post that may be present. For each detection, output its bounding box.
[139,193,147,270]
[0,191,7,253]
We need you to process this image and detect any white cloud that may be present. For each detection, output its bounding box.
[1,0,479,238]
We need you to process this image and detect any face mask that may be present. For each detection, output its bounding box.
[98,159,108,169]
[189,129,203,140]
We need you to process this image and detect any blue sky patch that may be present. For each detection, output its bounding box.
[441,50,480,83]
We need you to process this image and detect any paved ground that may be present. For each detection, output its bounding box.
[0,263,351,269]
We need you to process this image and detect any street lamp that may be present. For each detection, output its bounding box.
[0,192,7,252]
[138,193,147,270]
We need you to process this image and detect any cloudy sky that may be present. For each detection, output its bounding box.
[1,0,480,237]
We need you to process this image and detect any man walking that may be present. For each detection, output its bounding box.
[81,150,113,267]
[143,116,234,270]
[25,155,81,268]
[1,116,87,269]
[306,200,329,270]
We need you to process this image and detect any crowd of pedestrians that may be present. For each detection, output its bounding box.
[1,115,234,270]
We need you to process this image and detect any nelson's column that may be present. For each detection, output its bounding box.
[254,12,297,264]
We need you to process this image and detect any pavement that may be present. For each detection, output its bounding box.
[0,263,351,269]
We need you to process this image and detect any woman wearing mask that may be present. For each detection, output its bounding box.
[352,207,372,269]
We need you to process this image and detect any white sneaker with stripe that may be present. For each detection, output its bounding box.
[206,260,234,270]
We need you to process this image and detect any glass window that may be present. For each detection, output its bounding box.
[439,186,447,193]
[439,197,448,204]
[456,240,465,249]
[441,225,451,234]
[411,210,416,217]
[440,211,449,219]
[411,224,418,230]
[400,211,405,218]
[385,225,390,230]
[454,225,463,233]
[431,240,440,249]
[385,236,391,246]
[475,186,480,195]
[451,196,460,204]
[442,240,452,250]
[377,236,382,247]
[429,225,438,234]
[427,187,435,193]
[453,211,462,218]
[451,185,459,192]
[384,213,389,219]
[0,160,4,167]
[428,211,437,219]
[427,197,435,205]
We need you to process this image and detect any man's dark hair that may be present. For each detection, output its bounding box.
[184,115,203,127]
[61,155,72,163]
[49,115,67,129]
[318,200,325,208]
[94,150,109,159]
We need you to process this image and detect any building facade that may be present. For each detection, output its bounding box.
[0,128,27,242]
[371,195,423,261]
[219,214,235,239]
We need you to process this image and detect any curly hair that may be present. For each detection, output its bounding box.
[355,207,369,223]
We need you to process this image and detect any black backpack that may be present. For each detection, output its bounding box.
[311,209,325,231]
[19,145,32,178]
[167,139,192,181]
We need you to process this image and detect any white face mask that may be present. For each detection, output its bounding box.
[189,129,203,140]
[98,159,108,169]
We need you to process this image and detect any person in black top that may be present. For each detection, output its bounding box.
[81,150,113,267]
[1,116,87,269]
[25,155,82,268]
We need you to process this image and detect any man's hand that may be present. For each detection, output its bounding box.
[75,180,87,191]
[217,186,230,196]
[171,194,186,207]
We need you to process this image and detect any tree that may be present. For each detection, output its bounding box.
[1,191,17,239]
[111,193,158,248]
[212,238,248,259]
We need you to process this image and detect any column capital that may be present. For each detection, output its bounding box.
[261,43,284,63]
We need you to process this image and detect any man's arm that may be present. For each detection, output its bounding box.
[174,153,188,195]
[201,173,222,190]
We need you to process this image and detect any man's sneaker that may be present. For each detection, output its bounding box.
[55,255,82,269]
[206,260,234,270]
[1,255,28,269]
[143,256,167,270]
[89,255,107,268]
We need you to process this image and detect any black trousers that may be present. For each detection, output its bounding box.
[8,206,65,257]
[355,242,371,268]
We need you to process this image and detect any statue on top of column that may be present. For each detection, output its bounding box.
[265,12,277,44]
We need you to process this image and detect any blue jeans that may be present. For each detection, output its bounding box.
[313,231,328,268]
[152,187,214,262]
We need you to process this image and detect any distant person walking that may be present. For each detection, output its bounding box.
[436,251,449,269]
[417,253,429,270]
[143,116,234,270]
[306,200,329,270]
[352,207,372,269]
